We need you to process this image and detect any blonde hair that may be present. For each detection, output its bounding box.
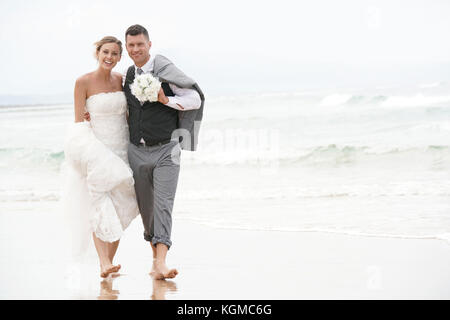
[94,36,122,58]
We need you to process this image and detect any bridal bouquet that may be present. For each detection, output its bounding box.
[130,73,161,103]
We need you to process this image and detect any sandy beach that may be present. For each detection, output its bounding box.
[1,204,449,300]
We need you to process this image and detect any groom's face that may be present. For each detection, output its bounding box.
[126,34,151,67]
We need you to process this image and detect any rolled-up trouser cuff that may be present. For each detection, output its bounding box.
[143,232,172,249]
[151,236,172,250]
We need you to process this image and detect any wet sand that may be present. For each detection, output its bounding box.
[1,208,450,299]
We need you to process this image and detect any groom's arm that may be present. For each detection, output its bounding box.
[158,84,201,111]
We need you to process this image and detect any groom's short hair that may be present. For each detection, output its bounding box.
[125,24,150,40]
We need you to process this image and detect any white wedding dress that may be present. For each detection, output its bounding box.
[61,91,139,259]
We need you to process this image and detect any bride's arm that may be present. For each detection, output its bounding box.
[114,71,129,123]
[74,76,88,123]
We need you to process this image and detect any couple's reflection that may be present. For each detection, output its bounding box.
[151,279,177,300]
[97,275,177,300]
[98,274,120,300]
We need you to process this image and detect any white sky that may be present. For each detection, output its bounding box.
[1,0,449,96]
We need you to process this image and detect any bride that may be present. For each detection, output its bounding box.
[63,36,139,278]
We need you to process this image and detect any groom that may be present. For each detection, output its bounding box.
[124,24,204,279]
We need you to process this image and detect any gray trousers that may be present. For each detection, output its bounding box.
[128,140,181,249]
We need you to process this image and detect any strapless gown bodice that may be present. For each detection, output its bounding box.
[86,91,129,163]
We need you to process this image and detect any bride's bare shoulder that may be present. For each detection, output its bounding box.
[112,72,124,88]
[112,71,123,81]
[75,72,95,87]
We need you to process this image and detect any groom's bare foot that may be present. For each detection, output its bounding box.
[149,259,157,276]
[152,260,178,280]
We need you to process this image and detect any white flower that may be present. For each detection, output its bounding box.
[130,73,161,103]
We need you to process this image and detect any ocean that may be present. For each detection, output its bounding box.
[1,83,449,243]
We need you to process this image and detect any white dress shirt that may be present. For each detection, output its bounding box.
[122,54,201,111]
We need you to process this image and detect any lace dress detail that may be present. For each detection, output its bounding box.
[63,91,139,244]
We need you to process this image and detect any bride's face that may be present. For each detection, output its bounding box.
[126,34,151,66]
[97,43,121,70]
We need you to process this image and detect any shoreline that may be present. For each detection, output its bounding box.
[174,217,450,244]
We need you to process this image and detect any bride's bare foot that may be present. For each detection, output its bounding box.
[112,264,121,273]
[100,264,121,278]
[152,260,178,280]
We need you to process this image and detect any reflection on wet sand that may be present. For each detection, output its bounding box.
[97,275,120,300]
[151,279,178,300]
[96,274,177,300]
